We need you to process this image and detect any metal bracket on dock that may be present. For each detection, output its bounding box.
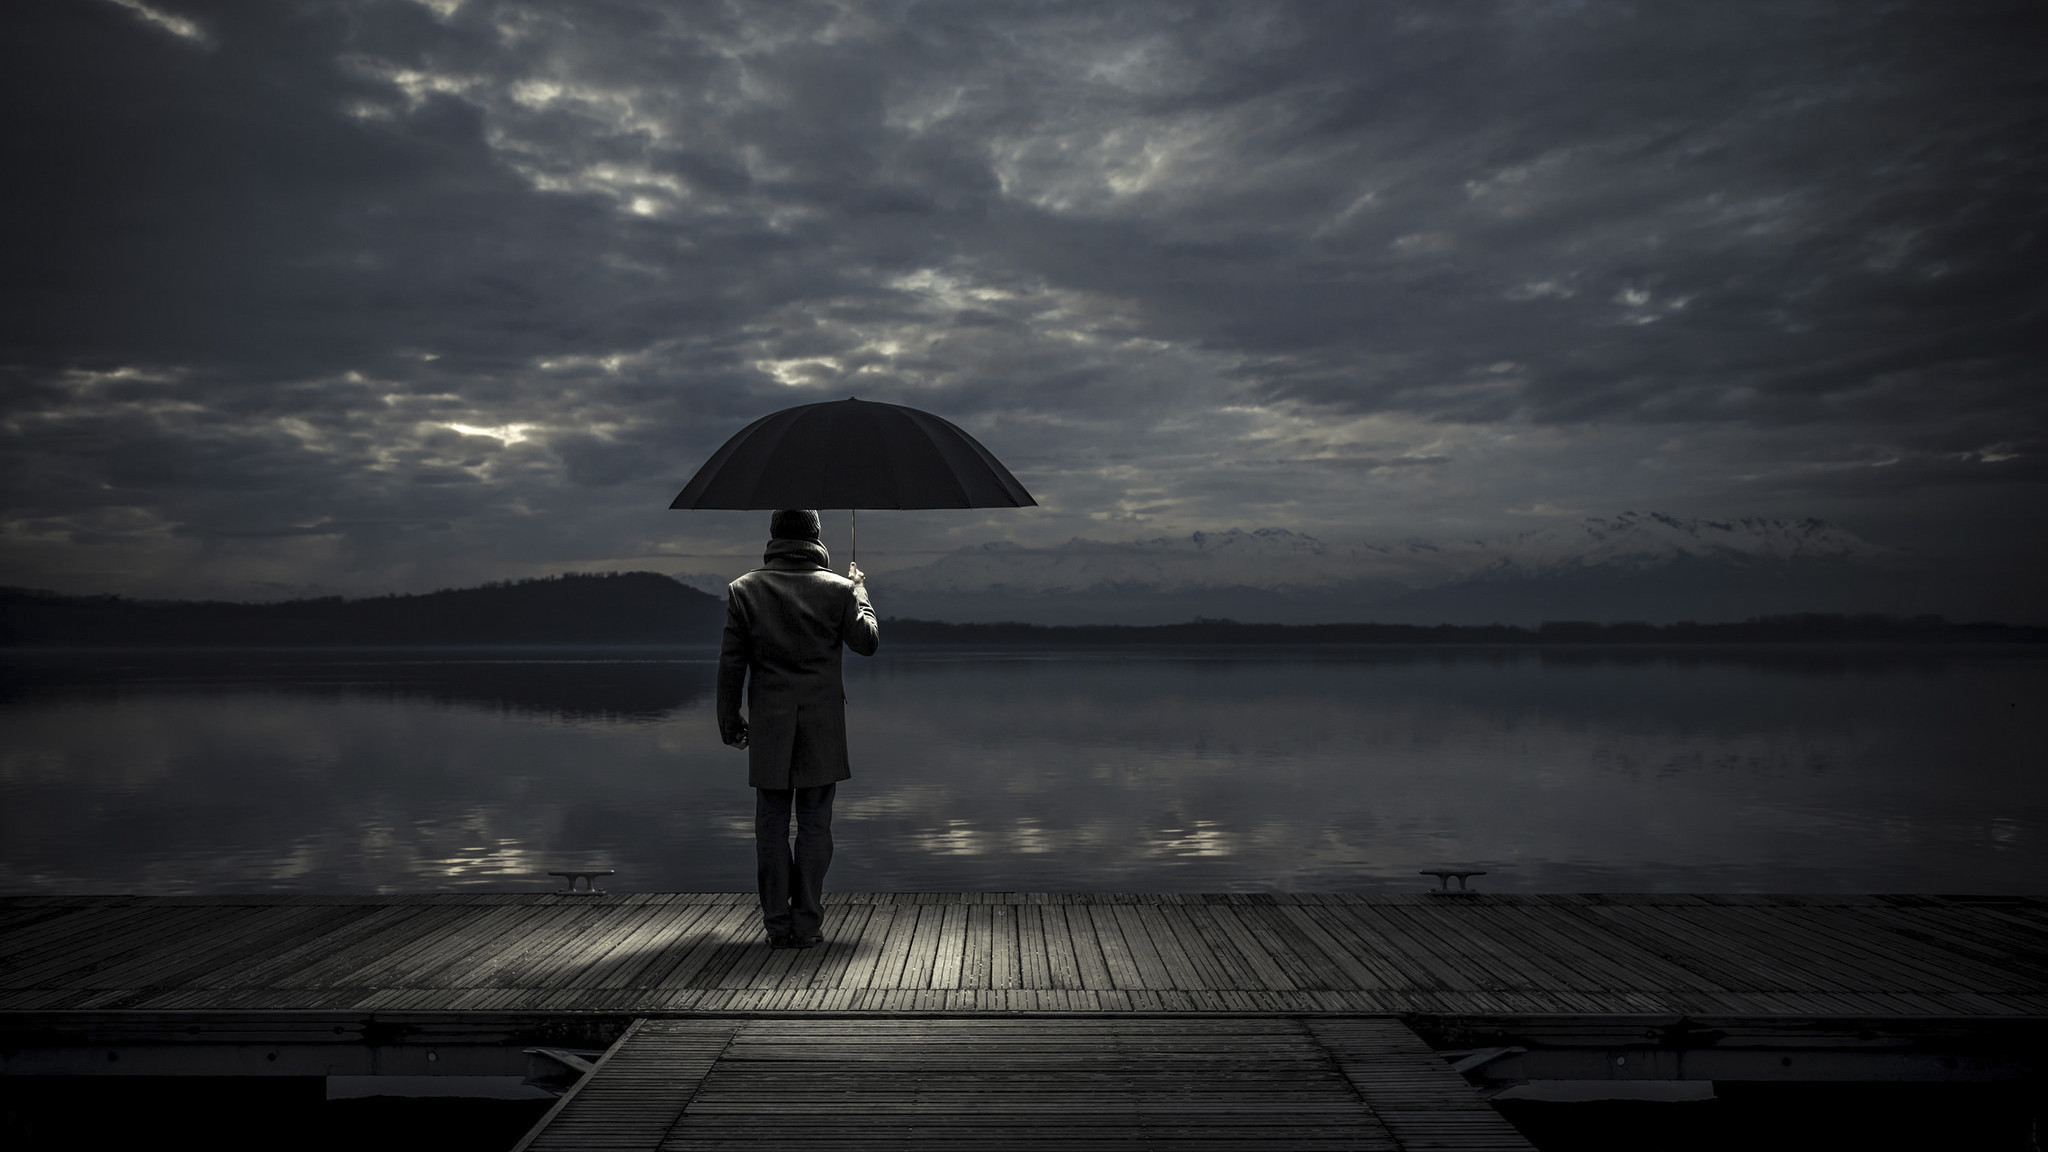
[1446,1046,1527,1077]
[522,1046,607,1096]
[548,870,614,895]
[1421,869,1486,894]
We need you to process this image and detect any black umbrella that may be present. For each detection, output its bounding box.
[670,397,1035,562]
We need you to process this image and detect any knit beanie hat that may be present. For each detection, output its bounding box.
[769,509,822,541]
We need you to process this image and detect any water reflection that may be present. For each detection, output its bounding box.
[0,645,2040,894]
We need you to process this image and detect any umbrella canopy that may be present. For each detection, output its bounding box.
[670,397,1035,511]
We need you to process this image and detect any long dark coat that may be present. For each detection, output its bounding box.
[716,538,880,789]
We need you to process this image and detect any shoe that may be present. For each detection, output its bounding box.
[792,935,824,949]
[768,934,796,949]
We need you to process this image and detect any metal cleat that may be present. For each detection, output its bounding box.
[1420,868,1486,895]
[548,869,615,895]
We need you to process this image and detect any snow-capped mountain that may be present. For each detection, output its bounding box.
[1431,512,1880,578]
[890,527,1408,595]
[892,513,1873,592]
[859,513,1902,626]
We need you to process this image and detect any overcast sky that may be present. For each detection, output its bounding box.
[4,0,2043,600]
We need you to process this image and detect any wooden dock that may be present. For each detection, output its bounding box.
[516,1016,1532,1150]
[4,892,2043,1016]
[5,891,2044,1149]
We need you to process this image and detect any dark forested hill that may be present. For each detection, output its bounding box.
[876,614,2044,646]
[0,572,727,646]
[4,576,2038,648]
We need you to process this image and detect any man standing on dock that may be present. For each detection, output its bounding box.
[717,509,880,949]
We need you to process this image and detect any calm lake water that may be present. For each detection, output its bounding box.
[0,645,2041,895]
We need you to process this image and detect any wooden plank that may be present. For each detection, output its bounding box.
[0,906,86,943]
[831,903,895,990]
[374,902,553,991]
[1037,905,1087,991]
[399,904,588,991]
[1578,904,1793,993]
[1136,903,1225,991]
[1056,905,1114,990]
[989,903,1020,990]
[525,902,690,989]
[1607,904,1826,991]
[516,1018,734,1152]
[154,905,402,995]
[644,1017,1403,1148]
[1489,903,1722,996]
[43,904,329,993]
[186,903,436,993]
[245,905,444,991]
[864,903,922,990]
[574,899,727,991]
[1308,1017,1535,1151]
[1224,904,1336,991]
[1115,904,1193,989]
[2,904,237,990]
[1751,906,2043,993]
[1374,904,1544,997]
[646,902,757,990]
[1147,905,1243,991]
[1268,905,1395,991]
[520,901,680,991]
[302,904,499,990]
[153,904,423,996]
[1673,905,1915,993]
[1084,905,1147,990]
[709,919,784,991]
[1539,903,1734,994]
[1317,905,1466,992]
[929,904,969,990]
[1013,904,1049,990]
[0,903,186,976]
[962,904,995,990]
[1181,903,1297,991]
[1881,906,2048,980]
[900,904,948,990]
[1300,904,1439,992]
[794,903,872,990]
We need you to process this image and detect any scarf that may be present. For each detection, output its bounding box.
[762,537,830,569]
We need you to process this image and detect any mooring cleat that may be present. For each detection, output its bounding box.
[1420,869,1487,894]
[549,869,615,895]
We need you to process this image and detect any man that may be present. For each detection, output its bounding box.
[716,508,880,949]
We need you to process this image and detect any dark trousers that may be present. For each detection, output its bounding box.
[754,783,835,939]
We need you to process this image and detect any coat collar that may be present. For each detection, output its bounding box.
[762,537,830,570]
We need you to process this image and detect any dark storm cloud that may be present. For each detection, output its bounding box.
[2,0,2043,598]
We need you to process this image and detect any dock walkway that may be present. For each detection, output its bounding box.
[6,892,2045,1149]
[4,892,2044,1016]
[515,1016,1532,1150]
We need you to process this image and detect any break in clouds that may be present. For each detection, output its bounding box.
[2,0,2044,605]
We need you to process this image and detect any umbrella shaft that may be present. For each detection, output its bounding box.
[851,508,856,564]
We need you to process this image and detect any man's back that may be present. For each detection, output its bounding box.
[714,511,876,950]
[717,534,879,789]
[725,550,877,705]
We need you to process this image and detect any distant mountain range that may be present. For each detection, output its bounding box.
[0,512,2017,645]
[841,512,1951,626]
[3,575,2034,649]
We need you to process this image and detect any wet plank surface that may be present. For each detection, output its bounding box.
[2,893,2044,1016]
[518,1015,1533,1150]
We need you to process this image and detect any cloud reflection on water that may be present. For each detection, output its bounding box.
[0,646,2040,894]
